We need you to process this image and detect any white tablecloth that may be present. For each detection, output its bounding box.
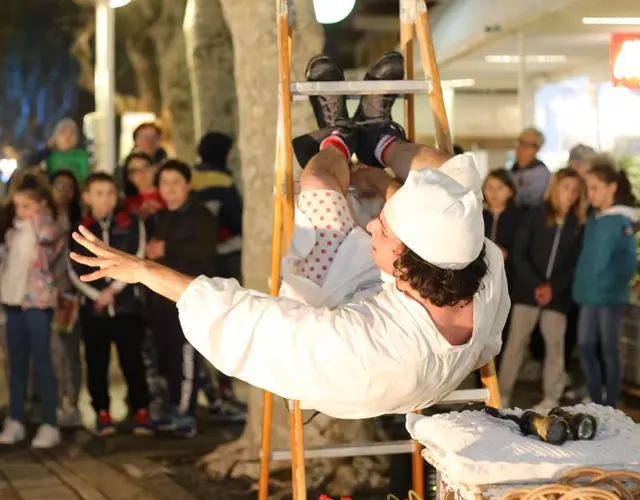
[406,404,640,489]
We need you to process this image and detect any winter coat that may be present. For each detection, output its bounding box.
[573,205,639,306]
[510,159,551,209]
[510,205,583,314]
[1,212,63,309]
[68,210,146,319]
[147,199,219,279]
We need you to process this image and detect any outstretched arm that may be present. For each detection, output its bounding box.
[69,225,194,302]
[68,225,388,415]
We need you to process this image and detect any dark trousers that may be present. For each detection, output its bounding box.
[578,306,624,407]
[148,294,198,416]
[82,314,150,413]
[5,307,58,426]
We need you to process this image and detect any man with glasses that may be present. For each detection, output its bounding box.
[511,127,550,209]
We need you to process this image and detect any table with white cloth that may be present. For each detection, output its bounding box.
[406,404,640,500]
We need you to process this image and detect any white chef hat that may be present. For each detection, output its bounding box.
[383,168,484,270]
[439,154,484,204]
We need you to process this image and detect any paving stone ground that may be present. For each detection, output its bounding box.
[0,354,636,499]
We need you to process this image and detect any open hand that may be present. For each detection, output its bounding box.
[141,199,162,218]
[94,288,115,311]
[69,225,147,284]
[146,239,165,260]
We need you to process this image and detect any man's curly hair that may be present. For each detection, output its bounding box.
[393,244,488,307]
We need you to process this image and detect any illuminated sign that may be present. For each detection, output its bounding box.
[610,34,640,89]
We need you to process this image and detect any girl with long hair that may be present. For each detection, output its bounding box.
[500,168,586,410]
[0,176,63,448]
[573,156,639,408]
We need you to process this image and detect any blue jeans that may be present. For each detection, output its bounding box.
[6,307,58,426]
[578,306,623,407]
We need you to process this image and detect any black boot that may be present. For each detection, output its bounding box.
[293,55,355,169]
[353,51,407,167]
[305,54,349,129]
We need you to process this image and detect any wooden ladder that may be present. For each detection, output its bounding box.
[259,1,503,499]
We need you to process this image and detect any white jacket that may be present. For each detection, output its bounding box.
[177,230,509,419]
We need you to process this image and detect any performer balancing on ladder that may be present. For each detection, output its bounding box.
[69,51,510,419]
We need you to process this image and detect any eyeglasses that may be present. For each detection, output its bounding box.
[518,139,540,149]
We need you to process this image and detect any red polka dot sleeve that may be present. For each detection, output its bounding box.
[296,190,355,286]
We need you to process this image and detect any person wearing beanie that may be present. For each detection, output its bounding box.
[68,53,509,418]
[24,118,91,186]
[191,132,243,282]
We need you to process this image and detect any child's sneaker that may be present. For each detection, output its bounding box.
[133,409,154,436]
[175,414,197,438]
[208,397,247,424]
[94,410,116,436]
[31,424,61,449]
[0,419,26,445]
[153,415,177,432]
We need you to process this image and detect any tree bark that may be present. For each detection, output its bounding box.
[148,0,195,164]
[199,0,388,495]
[182,0,240,184]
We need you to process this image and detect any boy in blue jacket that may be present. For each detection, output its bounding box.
[69,173,152,435]
[573,158,638,408]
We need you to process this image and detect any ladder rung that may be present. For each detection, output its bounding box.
[438,388,489,404]
[269,440,414,461]
[290,80,431,100]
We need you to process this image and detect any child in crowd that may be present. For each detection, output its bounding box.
[68,173,152,436]
[24,119,91,186]
[500,168,586,410]
[50,170,84,427]
[147,160,219,437]
[121,152,164,220]
[482,168,520,261]
[573,158,639,408]
[0,176,63,448]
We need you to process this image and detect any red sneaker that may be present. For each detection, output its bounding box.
[95,410,116,437]
[134,409,154,436]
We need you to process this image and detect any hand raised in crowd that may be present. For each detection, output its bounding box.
[146,239,165,260]
[140,199,162,218]
[94,288,115,311]
[534,283,552,306]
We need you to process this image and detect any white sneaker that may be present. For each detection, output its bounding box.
[532,398,559,413]
[58,408,83,428]
[31,424,61,449]
[0,419,26,445]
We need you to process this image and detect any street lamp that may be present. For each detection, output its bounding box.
[94,0,132,173]
[312,0,356,24]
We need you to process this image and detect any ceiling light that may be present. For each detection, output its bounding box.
[442,78,475,88]
[312,0,356,24]
[582,17,640,25]
[485,55,567,63]
[109,0,132,7]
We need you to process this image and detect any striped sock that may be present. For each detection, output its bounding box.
[320,133,350,160]
[374,134,398,167]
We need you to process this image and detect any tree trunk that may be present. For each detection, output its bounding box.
[199,0,388,495]
[182,0,240,185]
[148,0,195,163]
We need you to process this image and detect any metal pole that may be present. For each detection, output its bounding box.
[517,31,527,129]
[95,0,116,173]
